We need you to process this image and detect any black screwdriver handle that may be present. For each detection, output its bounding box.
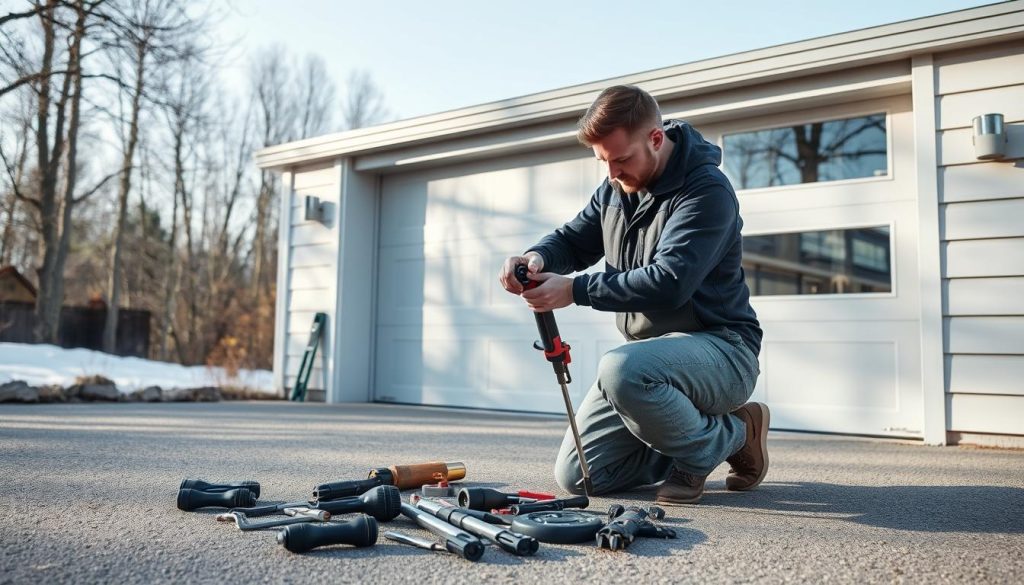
[457,487,533,511]
[277,516,378,553]
[177,487,256,511]
[313,476,383,501]
[180,479,261,498]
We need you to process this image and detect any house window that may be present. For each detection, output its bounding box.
[742,226,891,296]
[723,113,887,190]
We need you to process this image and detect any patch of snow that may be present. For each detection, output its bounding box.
[0,342,275,394]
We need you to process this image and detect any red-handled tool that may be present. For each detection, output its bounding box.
[515,264,594,496]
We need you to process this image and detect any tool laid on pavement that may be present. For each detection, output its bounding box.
[312,485,401,521]
[509,510,605,544]
[369,461,467,490]
[180,478,261,498]
[313,477,383,502]
[314,461,467,501]
[216,508,328,531]
[518,490,556,501]
[232,487,398,520]
[399,502,485,562]
[231,500,318,518]
[420,480,456,497]
[434,498,512,525]
[508,495,589,515]
[413,496,539,556]
[515,264,593,496]
[594,505,677,551]
[277,515,378,553]
[384,530,449,553]
[457,487,538,511]
[177,487,256,511]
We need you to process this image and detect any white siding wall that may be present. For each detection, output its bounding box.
[935,41,1024,436]
[281,160,340,400]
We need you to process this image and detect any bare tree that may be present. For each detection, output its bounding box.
[0,0,113,343]
[101,0,200,353]
[248,47,293,359]
[296,54,335,140]
[341,69,389,130]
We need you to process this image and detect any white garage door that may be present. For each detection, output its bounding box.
[375,148,623,414]
[702,95,924,437]
[375,95,924,437]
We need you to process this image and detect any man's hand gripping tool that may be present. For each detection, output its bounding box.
[515,264,593,496]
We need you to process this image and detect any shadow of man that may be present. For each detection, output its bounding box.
[698,481,1024,534]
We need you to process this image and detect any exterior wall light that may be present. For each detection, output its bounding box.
[972,113,1007,160]
[304,194,325,222]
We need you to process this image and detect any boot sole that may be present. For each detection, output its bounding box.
[729,402,770,491]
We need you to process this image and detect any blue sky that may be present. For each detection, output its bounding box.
[220,0,995,123]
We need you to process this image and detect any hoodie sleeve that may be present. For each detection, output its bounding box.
[525,190,604,274]
[573,185,736,311]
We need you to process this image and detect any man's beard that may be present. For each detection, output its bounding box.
[613,150,657,194]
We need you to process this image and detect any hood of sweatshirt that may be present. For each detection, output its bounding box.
[647,119,724,198]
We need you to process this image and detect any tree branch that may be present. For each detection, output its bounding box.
[72,166,123,205]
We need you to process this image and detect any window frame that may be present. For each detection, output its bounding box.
[719,109,895,195]
[741,220,898,301]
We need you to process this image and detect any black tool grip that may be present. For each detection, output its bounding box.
[509,495,589,515]
[277,516,378,553]
[180,479,261,498]
[177,487,256,511]
[515,266,560,340]
[457,488,526,511]
[445,534,485,561]
[313,477,383,501]
[315,486,401,521]
[515,264,570,371]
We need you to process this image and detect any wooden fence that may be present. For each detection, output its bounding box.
[0,301,151,358]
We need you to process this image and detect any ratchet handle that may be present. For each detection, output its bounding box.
[514,264,572,368]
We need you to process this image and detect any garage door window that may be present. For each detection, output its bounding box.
[742,226,891,296]
[722,113,887,189]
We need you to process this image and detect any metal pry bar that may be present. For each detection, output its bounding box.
[216,508,329,531]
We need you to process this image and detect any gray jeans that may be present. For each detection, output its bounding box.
[553,328,760,495]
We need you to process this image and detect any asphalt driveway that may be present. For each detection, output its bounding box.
[1,401,1021,584]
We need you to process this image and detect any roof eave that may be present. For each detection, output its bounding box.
[255,1,1024,171]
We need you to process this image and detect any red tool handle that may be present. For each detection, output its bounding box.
[514,265,573,369]
[518,490,556,500]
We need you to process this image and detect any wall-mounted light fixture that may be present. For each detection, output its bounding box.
[972,113,1007,161]
[304,194,325,222]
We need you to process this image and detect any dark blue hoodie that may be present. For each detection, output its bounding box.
[527,120,762,356]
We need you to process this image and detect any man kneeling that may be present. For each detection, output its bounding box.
[497,85,768,504]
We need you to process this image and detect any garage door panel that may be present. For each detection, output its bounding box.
[376,320,622,413]
[380,156,600,249]
[749,320,922,436]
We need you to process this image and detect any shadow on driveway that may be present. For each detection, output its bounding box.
[698,482,1024,534]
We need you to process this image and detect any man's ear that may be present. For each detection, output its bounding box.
[649,127,665,150]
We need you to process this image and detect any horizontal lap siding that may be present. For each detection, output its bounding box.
[935,41,1024,436]
[282,161,338,400]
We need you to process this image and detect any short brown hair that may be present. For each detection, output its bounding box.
[576,85,662,145]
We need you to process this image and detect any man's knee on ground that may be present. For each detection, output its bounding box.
[553,452,588,495]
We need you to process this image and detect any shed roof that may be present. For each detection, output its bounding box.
[0,266,38,299]
[256,1,1024,170]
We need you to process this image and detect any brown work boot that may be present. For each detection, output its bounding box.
[725,402,770,491]
[655,466,707,505]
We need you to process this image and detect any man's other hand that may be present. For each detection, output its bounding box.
[521,272,573,312]
[499,252,544,294]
